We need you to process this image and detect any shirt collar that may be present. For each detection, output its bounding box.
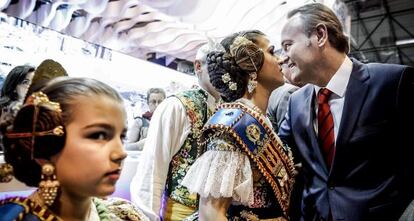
[314,56,352,97]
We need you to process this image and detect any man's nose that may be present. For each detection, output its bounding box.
[278,56,289,66]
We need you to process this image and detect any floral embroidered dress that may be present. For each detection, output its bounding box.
[182,99,296,220]
[0,196,149,221]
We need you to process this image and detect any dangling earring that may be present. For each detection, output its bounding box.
[38,163,59,206]
[247,72,258,94]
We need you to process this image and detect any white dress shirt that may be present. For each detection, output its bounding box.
[314,56,353,142]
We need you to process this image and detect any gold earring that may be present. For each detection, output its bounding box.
[38,163,59,206]
[247,72,258,94]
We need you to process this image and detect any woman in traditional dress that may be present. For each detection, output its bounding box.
[182,30,296,221]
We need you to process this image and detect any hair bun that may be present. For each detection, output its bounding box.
[230,36,264,74]
[207,51,248,102]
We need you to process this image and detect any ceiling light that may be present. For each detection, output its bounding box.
[395,39,414,46]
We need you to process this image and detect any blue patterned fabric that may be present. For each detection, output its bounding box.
[0,201,41,221]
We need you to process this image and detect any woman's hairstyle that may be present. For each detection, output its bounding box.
[287,3,349,53]
[207,30,266,102]
[2,77,123,186]
[0,65,35,107]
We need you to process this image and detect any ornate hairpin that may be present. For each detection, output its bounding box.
[229,36,254,57]
[25,91,62,113]
[6,126,64,138]
[5,91,65,160]
[222,73,237,91]
[229,36,261,94]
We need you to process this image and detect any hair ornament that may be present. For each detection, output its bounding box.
[206,36,225,53]
[25,91,61,113]
[4,91,64,159]
[229,36,254,57]
[5,91,64,139]
[229,36,261,74]
[222,73,231,83]
[229,82,238,91]
[222,73,238,91]
[5,126,64,139]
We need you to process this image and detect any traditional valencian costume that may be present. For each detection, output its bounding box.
[182,98,296,220]
[0,90,149,221]
[0,196,148,221]
[130,87,217,220]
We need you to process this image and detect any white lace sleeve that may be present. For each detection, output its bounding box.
[181,138,254,205]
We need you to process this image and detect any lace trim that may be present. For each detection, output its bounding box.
[182,148,254,205]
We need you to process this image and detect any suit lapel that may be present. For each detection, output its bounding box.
[331,59,370,171]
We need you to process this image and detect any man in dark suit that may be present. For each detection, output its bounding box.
[278,3,414,221]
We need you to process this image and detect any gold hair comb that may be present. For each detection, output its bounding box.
[25,92,62,113]
[6,91,64,139]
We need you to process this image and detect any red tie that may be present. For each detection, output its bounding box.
[317,88,335,168]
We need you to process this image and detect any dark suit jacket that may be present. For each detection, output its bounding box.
[279,59,414,221]
[267,83,299,132]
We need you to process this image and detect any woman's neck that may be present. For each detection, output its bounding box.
[243,85,271,115]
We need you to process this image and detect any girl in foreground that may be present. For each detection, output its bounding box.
[0,77,148,221]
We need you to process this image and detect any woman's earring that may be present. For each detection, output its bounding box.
[38,163,59,206]
[247,72,258,94]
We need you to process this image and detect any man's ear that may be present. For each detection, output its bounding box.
[315,23,328,48]
[194,60,201,77]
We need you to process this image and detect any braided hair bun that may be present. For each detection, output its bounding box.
[206,30,266,102]
[2,95,65,186]
[230,36,264,74]
[207,51,248,102]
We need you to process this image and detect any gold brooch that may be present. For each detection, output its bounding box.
[246,123,261,144]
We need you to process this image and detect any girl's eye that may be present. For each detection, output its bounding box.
[268,46,275,56]
[88,132,108,140]
[120,133,127,144]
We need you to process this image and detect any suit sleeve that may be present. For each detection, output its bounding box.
[397,66,414,191]
[278,97,296,156]
[278,95,307,221]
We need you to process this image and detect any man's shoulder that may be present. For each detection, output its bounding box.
[272,83,298,94]
[366,62,408,73]
[174,88,205,98]
[174,89,207,106]
[289,84,312,98]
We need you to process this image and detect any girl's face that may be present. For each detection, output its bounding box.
[16,71,34,101]
[52,95,127,198]
[255,35,285,91]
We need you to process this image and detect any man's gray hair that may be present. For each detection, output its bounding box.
[195,44,210,63]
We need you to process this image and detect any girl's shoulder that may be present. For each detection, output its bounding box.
[0,197,60,221]
[93,197,149,221]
